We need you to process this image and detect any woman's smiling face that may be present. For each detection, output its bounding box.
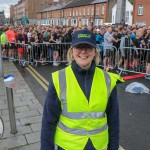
[72,44,96,70]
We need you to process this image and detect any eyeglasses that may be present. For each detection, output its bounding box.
[74,44,94,53]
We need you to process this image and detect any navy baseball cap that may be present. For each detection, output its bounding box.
[71,29,96,48]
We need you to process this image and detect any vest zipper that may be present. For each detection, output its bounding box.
[85,71,90,136]
[85,71,88,99]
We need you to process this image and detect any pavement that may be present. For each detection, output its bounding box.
[0,61,43,150]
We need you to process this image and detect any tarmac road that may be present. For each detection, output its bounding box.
[16,62,150,150]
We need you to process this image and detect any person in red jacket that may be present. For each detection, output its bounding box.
[6,26,16,61]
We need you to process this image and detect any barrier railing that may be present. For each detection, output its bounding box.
[97,44,118,71]
[2,42,31,66]
[31,42,71,66]
[2,42,119,68]
[117,47,150,75]
[2,42,149,77]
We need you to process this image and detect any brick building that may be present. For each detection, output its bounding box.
[133,0,150,26]
[10,0,41,25]
[37,0,108,26]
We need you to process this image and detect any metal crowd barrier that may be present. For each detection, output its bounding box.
[97,44,118,70]
[3,42,150,77]
[31,42,71,66]
[2,42,119,69]
[117,47,150,75]
[2,42,31,66]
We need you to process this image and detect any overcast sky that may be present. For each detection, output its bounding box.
[0,0,18,17]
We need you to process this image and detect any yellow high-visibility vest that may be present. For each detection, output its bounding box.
[52,66,124,150]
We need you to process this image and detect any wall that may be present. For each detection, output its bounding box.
[133,0,150,26]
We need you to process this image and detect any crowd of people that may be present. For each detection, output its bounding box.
[0,23,150,79]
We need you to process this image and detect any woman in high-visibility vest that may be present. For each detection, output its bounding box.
[41,29,124,150]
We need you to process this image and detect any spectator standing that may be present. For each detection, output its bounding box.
[132,28,144,71]
[5,26,16,61]
[16,29,25,65]
[103,26,118,70]
[119,31,132,74]
[145,35,150,79]
[0,28,8,58]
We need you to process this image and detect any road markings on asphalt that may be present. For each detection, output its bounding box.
[26,67,48,91]
[27,65,49,86]
[119,145,125,150]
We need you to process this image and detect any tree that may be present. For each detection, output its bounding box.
[129,0,134,4]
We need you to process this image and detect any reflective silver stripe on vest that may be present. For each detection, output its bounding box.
[62,111,105,119]
[59,68,110,119]
[58,121,108,136]
[103,71,111,98]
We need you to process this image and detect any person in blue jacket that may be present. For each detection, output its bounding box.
[96,28,105,64]
[41,29,124,150]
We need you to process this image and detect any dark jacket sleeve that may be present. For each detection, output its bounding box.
[106,86,119,150]
[41,77,61,150]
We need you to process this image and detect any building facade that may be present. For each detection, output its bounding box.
[0,11,5,26]
[112,0,133,25]
[37,0,108,27]
[133,0,150,26]
[10,0,41,25]
[13,0,26,25]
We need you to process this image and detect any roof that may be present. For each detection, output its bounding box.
[41,1,72,12]
[40,0,108,13]
[91,0,107,4]
[64,0,94,8]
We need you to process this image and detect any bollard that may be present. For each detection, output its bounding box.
[0,117,4,138]
[6,87,17,134]
[4,75,17,134]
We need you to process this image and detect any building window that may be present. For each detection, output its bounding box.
[96,6,99,15]
[94,19,103,26]
[138,5,143,15]
[91,7,94,15]
[135,21,146,26]
[79,8,81,16]
[63,19,68,26]
[73,9,75,16]
[71,19,77,26]
[76,8,78,16]
[70,10,71,16]
[126,11,129,23]
[50,20,53,26]
[87,7,90,15]
[81,19,88,26]
[102,5,104,15]
[83,8,85,15]
[56,19,60,26]
[64,11,67,17]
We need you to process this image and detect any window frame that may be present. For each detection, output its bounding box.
[138,5,143,16]
[102,5,104,15]
[125,11,129,23]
